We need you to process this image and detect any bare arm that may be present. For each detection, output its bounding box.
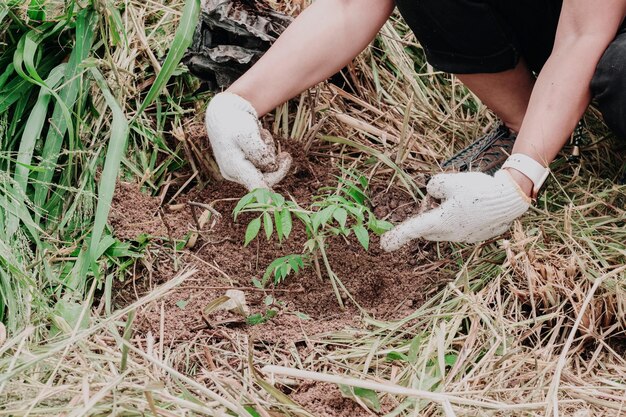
[509,0,626,194]
[228,0,395,116]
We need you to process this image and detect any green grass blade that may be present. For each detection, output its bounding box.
[7,63,66,235]
[105,2,126,46]
[33,10,96,222]
[134,0,200,118]
[87,67,129,265]
[13,29,75,149]
[0,54,60,113]
[0,3,8,25]
[0,177,42,243]
[0,63,13,90]
[27,0,45,21]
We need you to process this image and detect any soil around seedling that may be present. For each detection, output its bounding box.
[111,138,453,415]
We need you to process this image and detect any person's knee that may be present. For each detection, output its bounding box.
[591,39,626,138]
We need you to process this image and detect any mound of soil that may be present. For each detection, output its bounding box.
[111,140,452,415]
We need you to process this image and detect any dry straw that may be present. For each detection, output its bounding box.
[1,0,625,416]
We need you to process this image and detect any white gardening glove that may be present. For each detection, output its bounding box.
[380,170,531,250]
[205,92,292,191]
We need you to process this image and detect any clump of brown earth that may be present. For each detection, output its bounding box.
[111,139,452,416]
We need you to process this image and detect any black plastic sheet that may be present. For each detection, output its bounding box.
[184,0,293,89]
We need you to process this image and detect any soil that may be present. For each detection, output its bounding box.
[290,382,396,417]
[110,139,452,416]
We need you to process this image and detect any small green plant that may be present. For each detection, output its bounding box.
[262,254,307,285]
[233,172,392,307]
[246,309,278,326]
[246,295,282,326]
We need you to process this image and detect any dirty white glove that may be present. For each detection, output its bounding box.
[205,92,292,190]
[380,170,531,250]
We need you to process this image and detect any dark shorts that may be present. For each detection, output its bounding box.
[394,0,563,74]
[395,0,626,141]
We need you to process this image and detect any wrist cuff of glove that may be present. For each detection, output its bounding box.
[209,92,258,118]
[502,153,550,199]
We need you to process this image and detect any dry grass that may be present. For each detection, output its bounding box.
[1,1,625,416]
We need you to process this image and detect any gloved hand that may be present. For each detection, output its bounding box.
[380,170,531,250]
[205,92,292,190]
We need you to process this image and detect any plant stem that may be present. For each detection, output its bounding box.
[316,236,344,309]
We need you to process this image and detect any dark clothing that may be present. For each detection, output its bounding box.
[590,32,626,138]
[394,0,626,138]
[394,0,563,74]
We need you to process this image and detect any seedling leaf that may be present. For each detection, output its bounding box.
[263,212,273,240]
[338,385,381,412]
[233,192,256,219]
[354,388,381,412]
[294,211,311,228]
[333,207,348,228]
[312,205,335,231]
[353,225,369,250]
[281,208,292,238]
[345,204,365,221]
[271,192,285,206]
[263,254,304,285]
[253,188,271,204]
[244,218,261,246]
[294,311,311,320]
[347,187,367,205]
[246,313,265,326]
[445,354,458,367]
[244,406,262,417]
[276,264,290,282]
[357,175,369,189]
[386,351,410,362]
[369,218,394,235]
[274,209,283,241]
[288,256,304,271]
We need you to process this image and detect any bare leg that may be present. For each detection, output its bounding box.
[456,59,536,132]
[227,0,395,116]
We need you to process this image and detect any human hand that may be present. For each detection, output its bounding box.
[380,170,531,250]
[205,92,292,191]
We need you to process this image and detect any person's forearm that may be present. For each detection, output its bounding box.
[228,0,395,116]
[514,39,607,163]
[509,37,612,194]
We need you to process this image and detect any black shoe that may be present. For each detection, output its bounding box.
[441,122,517,175]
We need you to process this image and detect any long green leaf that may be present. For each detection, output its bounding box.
[0,3,8,25]
[281,208,292,238]
[353,224,369,251]
[7,63,66,235]
[33,10,96,222]
[0,55,61,113]
[0,178,42,243]
[134,0,200,118]
[13,28,75,141]
[86,67,130,266]
[244,218,261,246]
[0,63,14,90]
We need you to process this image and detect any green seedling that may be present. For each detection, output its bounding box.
[233,172,393,308]
[246,309,278,326]
[246,294,283,326]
